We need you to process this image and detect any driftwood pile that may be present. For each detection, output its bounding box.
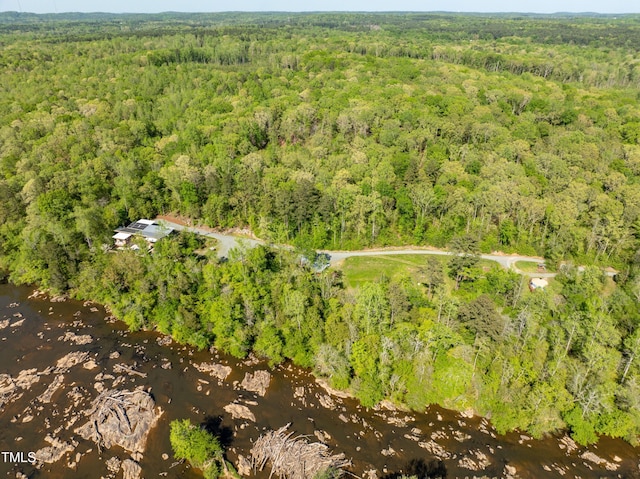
[251,424,350,479]
[74,388,159,453]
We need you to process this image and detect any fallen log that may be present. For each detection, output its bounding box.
[113,363,147,378]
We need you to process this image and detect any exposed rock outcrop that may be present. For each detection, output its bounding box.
[105,456,121,473]
[193,362,232,380]
[315,378,351,399]
[39,374,65,403]
[55,352,89,372]
[224,402,256,422]
[0,368,41,409]
[240,370,271,396]
[504,464,518,478]
[59,332,93,345]
[458,449,490,471]
[418,440,452,460]
[34,435,76,464]
[558,435,578,454]
[122,458,142,479]
[580,451,619,471]
[13,369,40,389]
[83,360,98,370]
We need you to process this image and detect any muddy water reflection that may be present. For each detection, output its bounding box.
[0,284,637,479]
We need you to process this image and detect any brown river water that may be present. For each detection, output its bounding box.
[0,284,638,479]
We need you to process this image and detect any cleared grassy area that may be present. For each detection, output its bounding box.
[341,254,499,288]
[515,260,554,273]
[342,255,430,288]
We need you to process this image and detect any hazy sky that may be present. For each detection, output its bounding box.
[1,0,638,14]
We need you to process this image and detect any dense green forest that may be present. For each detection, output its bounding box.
[1,12,640,446]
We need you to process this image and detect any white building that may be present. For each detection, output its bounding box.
[112,219,174,248]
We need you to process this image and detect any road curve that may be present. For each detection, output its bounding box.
[157,219,264,258]
[158,218,552,276]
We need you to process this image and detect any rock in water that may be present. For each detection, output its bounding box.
[122,459,142,479]
[39,374,65,404]
[59,332,93,345]
[105,456,122,473]
[240,370,271,396]
[34,435,77,464]
[55,352,89,372]
[74,389,160,454]
[0,369,42,410]
[224,402,256,422]
[193,362,232,380]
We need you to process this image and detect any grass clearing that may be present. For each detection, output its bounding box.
[342,254,503,288]
[342,255,432,288]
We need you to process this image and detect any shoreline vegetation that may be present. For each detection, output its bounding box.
[1,12,640,449]
[12,236,639,449]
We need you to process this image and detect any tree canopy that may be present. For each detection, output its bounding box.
[170,418,225,479]
[2,12,640,446]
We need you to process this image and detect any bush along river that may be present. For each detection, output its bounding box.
[0,283,638,479]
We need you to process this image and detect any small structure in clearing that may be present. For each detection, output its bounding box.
[300,253,331,273]
[113,219,174,248]
[529,277,549,291]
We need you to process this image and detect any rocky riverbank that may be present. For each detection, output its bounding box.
[0,285,638,479]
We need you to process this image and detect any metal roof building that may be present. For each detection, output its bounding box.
[112,219,174,246]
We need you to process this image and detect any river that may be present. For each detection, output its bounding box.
[0,284,637,479]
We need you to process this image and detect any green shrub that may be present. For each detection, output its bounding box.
[170,419,224,478]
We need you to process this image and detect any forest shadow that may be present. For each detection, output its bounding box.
[381,458,447,479]
[202,415,234,448]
